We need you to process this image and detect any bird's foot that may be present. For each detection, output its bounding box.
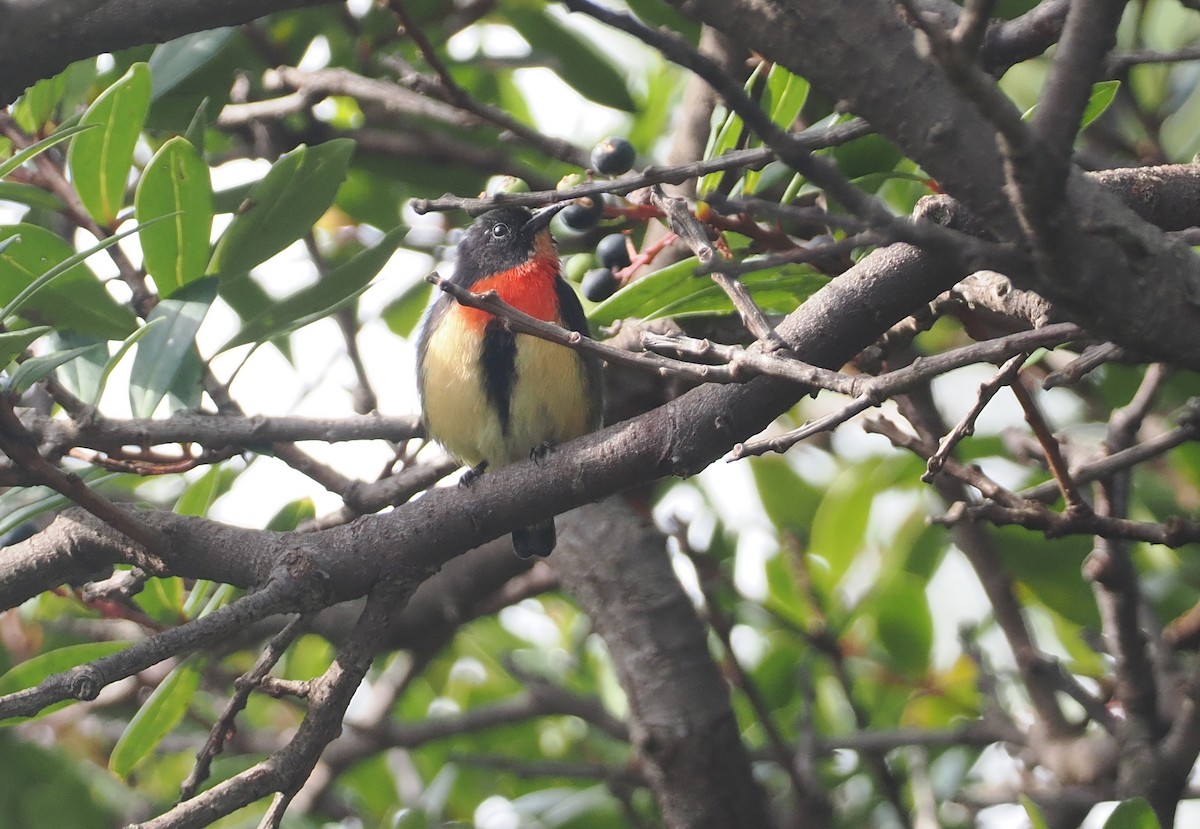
[530,441,557,465]
[459,460,488,488]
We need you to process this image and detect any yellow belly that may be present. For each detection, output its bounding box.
[421,313,595,468]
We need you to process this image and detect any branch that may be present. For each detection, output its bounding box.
[666,0,1200,369]
[0,0,341,107]
[409,118,874,214]
[26,411,422,454]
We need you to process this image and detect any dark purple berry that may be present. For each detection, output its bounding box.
[560,196,605,231]
[596,234,631,270]
[590,137,636,175]
[581,267,619,302]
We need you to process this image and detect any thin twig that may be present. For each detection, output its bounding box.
[410,119,875,214]
[180,614,315,800]
[0,398,167,558]
[925,352,1027,481]
[1010,373,1088,511]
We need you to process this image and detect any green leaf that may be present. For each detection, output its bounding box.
[8,343,106,394]
[266,497,316,531]
[1022,80,1120,131]
[0,472,126,538]
[587,256,827,326]
[90,319,164,406]
[0,641,129,724]
[13,72,68,132]
[135,137,213,297]
[0,182,67,212]
[750,456,821,538]
[0,223,140,339]
[220,226,403,351]
[129,276,217,417]
[208,138,355,278]
[109,658,202,778]
[808,459,883,590]
[873,575,933,678]
[1021,796,1050,829]
[137,139,214,298]
[1080,79,1121,130]
[993,525,1099,628]
[67,63,152,224]
[134,576,186,624]
[149,28,237,101]
[0,124,95,181]
[1102,798,1162,829]
[746,66,809,194]
[505,4,637,113]
[0,326,50,367]
[174,465,233,517]
[697,107,744,197]
[51,331,108,402]
[382,278,434,339]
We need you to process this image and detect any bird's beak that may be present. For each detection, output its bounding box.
[527,201,569,233]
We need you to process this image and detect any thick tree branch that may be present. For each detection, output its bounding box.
[664,0,1200,370]
[0,0,340,107]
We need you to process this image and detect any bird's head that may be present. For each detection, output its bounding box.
[452,204,565,286]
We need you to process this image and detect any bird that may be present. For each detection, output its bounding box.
[416,203,603,558]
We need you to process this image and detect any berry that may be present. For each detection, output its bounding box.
[560,196,605,231]
[581,267,619,302]
[596,234,631,270]
[591,137,636,175]
[485,175,529,195]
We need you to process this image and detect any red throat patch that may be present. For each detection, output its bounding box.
[459,241,561,330]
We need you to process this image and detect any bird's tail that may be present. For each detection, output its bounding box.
[512,518,556,558]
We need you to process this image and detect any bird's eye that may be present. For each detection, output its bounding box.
[491,223,510,238]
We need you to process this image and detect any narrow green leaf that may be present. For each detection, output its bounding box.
[149,28,237,101]
[1022,80,1120,130]
[0,326,51,367]
[873,575,933,678]
[0,472,125,538]
[1080,79,1121,130]
[109,658,202,777]
[1102,798,1161,829]
[505,5,637,113]
[129,276,217,417]
[0,182,67,212]
[808,459,883,590]
[68,63,152,224]
[133,577,186,624]
[0,641,130,724]
[749,456,822,537]
[208,139,355,278]
[266,497,316,531]
[90,319,164,406]
[13,72,69,132]
[135,137,214,297]
[52,331,108,402]
[9,343,106,394]
[220,227,402,351]
[0,223,140,339]
[382,279,434,339]
[1021,796,1050,829]
[174,464,232,517]
[746,66,809,194]
[0,124,95,181]
[588,256,827,326]
[697,108,744,197]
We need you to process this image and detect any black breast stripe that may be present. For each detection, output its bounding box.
[480,319,517,436]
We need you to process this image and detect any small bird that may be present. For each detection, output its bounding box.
[417,204,603,558]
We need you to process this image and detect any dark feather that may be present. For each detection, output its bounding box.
[512,518,556,558]
[480,319,517,435]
